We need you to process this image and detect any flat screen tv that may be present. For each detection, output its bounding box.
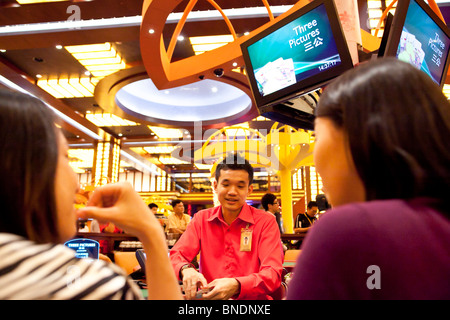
[240,0,353,130]
[381,0,450,88]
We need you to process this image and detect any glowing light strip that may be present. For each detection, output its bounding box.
[0,74,102,140]
[0,6,293,36]
[120,150,161,176]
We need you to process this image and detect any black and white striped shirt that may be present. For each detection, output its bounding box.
[0,233,143,300]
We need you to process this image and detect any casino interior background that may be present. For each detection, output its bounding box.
[1,0,450,225]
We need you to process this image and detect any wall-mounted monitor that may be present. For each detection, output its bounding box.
[240,0,353,130]
[381,0,450,88]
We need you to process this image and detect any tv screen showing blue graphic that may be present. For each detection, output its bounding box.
[396,0,450,85]
[65,238,99,259]
[246,3,343,98]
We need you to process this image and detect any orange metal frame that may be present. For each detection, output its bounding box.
[140,0,312,125]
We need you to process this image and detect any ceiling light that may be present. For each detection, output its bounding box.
[16,0,69,3]
[68,148,94,172]
[158,155,190,165]
[37,77,97,98]
[65,42,126,78]
[223,123,251,137]
[120,150,161,175]
[443,84,450,99]
[0,74,103,140]
[189,35,234,55]
[55,45,63,49]
[194,163,213,170]
[143,146,177,154]
[86,112,138,127]
[68,148,144,174]
[148,126,184,139]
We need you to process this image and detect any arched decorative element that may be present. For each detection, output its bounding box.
[140,0,312,125]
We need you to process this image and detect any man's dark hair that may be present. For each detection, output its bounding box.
[307,201,318,209]
[148,203,158,209]
[171,199,183,208]
[215,153,253,185]
[261,193,277,211]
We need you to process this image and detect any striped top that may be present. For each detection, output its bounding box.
[0,233,143,300]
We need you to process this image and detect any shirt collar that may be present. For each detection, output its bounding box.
[207,203,255,225]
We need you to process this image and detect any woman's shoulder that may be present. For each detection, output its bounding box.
[320,198,447,223]
[309,198,450,245]
[0,233,142,300]
[322,198,408,216]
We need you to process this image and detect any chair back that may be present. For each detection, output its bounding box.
[114,251,140,275]
[284,249,301,262]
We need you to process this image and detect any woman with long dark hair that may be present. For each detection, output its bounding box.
[287,58,450,299]
[0,88,181,300]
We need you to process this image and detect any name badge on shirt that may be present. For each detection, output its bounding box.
[240,224,252,252]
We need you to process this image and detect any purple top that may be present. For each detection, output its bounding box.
[287,198,450,299]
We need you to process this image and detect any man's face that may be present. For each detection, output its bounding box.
[173,202,185,215]
[307,206,318,217]
[268,199,281,214]
[150,207,158,215]
[214,169,253,216]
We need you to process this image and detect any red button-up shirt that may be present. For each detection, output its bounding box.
[170,204,283,300]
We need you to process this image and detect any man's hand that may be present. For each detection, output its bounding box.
[202,278,240,300]
[181,267,208,300]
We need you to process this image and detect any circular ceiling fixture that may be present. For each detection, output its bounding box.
[115,78,252,125]
[94,66,254,129]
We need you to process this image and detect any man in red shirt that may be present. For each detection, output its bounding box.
[170,154,283,300]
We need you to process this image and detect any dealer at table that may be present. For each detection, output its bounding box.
[170,154,283,300]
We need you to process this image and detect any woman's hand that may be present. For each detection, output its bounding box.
[77,182,161,239]
[77,182,182,300]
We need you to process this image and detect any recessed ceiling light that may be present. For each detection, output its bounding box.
[178,35,184,41]
[17,0,69,3]
[0,49,6,53]
[55,45,63,50]
[148,29,155,34]
[36,74,42,78]
[65,42,126,78]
